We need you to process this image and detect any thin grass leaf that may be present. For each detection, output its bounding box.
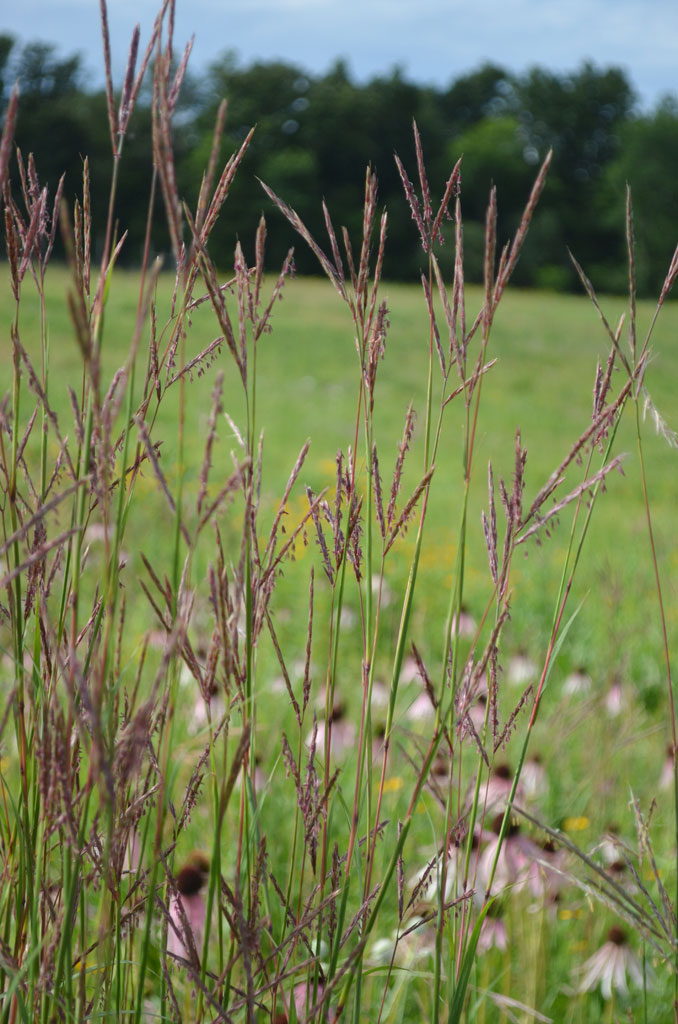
[449,899,495,1023]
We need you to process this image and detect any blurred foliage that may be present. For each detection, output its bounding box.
[2,32,677,293]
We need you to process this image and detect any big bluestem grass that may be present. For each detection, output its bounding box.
[1,3,677,1022]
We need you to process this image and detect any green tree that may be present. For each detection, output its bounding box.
[440,63,515,135]
[444,115,537,281]
[511,62,635,286]
[0,33,15,107]
[601,97,678,294]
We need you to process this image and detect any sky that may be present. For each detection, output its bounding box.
[1,0,676,110]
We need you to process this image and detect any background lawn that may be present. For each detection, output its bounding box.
[2,260,677,1020]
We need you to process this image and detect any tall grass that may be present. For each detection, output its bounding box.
[1,3,677,1022]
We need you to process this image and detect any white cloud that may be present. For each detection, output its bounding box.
[1,0,675,107]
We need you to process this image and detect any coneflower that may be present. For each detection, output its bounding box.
[604,675,626,716]
[190,681,226,733]
[479,762,522,815]
[167,852,210,965]
[450,605,477,638]
[576,926,646,999]
[523,838,569,902]
[660,744,675,791]
[405,688,436,723]
[521,753,548,802]
[306,703,356,760]
[476,816,533,897]
[284,979,337,1023]
[562,666,592,697]
[477,900,508,954]
[507,649,537,687]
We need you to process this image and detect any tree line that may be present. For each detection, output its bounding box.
[2,34,678,294]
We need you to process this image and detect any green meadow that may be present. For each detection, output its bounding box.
[8,264,677,671]
[2,255,677,1020]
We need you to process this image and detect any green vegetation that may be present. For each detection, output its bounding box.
[4,267,677,660]
[1,6,678,1022]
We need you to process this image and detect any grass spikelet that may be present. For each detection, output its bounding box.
[99,0,119,152]
[386,402,416,532]
[0,83,18,195]
[259,179,346,299]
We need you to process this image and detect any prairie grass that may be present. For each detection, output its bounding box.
[1,4,678,1022]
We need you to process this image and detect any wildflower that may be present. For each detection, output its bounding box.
[339,606,356,630]
[604,859,638,897]
[476,817,535,898]
[523,838,569,902]
[371,573,392,606]
[235,753,266,794]
[400,654,421,684]
[450,605,476,638]
[593,824,628,865]
[507,650,537,687]
[604,676,626,716]
[563,815,590,833]
[576,926,645,999]
[468,691,488,733]
[521,753,548,802]
[190,681,226,733]
[481,763,522,815]
[306,704,356,760]
[477,901,508,954]
[660,744,675,791]
[426,748,453,802]
[406,689,435,723]
[369,935,396,965]
[289,979,338,1022]
[167,852,210,964]
[370,906,437,969]
[562,666,592,696]
[370,679,390,709]
[590,829,639,894]
[410,837,469,905]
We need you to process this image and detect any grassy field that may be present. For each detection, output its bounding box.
[2,251,678,1022]
[7,265,677,675]
[4,1,678,1014]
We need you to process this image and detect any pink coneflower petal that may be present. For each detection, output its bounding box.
[660,745,675,791]
[477,913,508,954]
[576,926,647,999]
[372,573,392,606]
[562,667,592,696]
[190,685,226,733]
[409,838,467,905]
[306,705,356,760]
[167,853,210,964]
[521,754,547,802]
[480,763,522,815]
[450,606,476,638]
[406,690,435,723]
[476,820,532,897]
[507,651,537,687]
[604,680,625,716]
[400,654,421,685]
[290,980,338,1023]
[370,680,390,709]
[468,692,488,733]
[524,839,569,901]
